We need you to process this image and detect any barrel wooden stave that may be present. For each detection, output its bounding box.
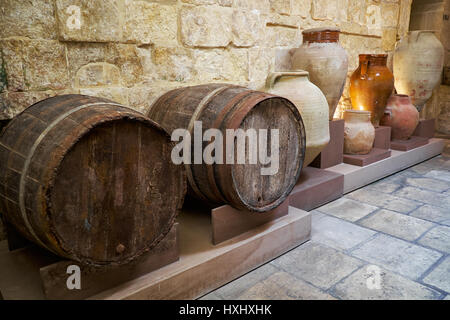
[0,94,186,266]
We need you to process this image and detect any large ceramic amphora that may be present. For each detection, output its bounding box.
[266,71,330,167]
[350,54,394,127]
[393,30,444,112]
[292,28,348,120]
[380,94,419,140]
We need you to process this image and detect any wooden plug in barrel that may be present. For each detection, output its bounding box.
[148,84,306,212]
[0,95,186,266]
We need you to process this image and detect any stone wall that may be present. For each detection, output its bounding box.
[0,0,413,122]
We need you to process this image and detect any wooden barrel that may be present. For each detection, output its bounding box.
[0,95,186,266]
[148,84,306,212]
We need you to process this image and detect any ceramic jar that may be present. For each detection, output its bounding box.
[380,94,419,140]
[393,31,445,112]
[292,28,348,120]
[266,71,330,167]
[343,110,375,155]
[349,54,394,128]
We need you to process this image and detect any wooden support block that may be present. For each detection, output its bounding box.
[391,136,429,151]
[289,167,344,211]
[343,148,392,167]
[39,223,179,300]
[91,207,311,300]
[373,126,391,149]
[211,200,288,245]
[413,119,435,138]
[310,119,344,169]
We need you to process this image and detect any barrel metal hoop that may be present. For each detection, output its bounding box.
[185,85,232,202]
[19,102,124,251]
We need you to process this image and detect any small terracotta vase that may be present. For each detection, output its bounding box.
[266,71,330,167]
[380,94,419,140]
[343,110,375,155]
[349,54,394,128]
[292,28,348,120]
[394,31,444,112]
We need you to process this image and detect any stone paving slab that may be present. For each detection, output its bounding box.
[410,205,450,226]
[404,177,450,192]
[237,271,336,300]
[358,209,435,241]
[424,170,450,182]
[423,257,450,294]
[366,181,402,194]
[418,226,450,254]
[351,234,442,280]
[330,266,441,300]
[346,189,422,213]
[312,213,377,251]
[393,186,450,209]
[316,198,378,222]
[207,263,279,300]
[271,242,364,290]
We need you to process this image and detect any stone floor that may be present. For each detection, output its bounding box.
[201,148,450,300]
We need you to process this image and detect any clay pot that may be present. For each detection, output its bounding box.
[394,31,445,112]
[292,28,348,120]
[343,110,375,155]
[380,94,419,140]
[349,54,394,128]
[266,71,330,167]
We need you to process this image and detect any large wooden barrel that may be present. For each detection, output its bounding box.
[0,95,186,266]
[148,84,306,212]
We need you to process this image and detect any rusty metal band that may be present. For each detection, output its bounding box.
[19,102,124,251]
[184,85,232,202]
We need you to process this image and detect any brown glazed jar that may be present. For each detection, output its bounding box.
[292,28,348,121]
[349,54,394,127]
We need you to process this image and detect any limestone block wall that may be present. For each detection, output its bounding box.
[0,0,413,123]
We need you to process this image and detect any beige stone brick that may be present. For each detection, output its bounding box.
[127,82,185,114]
[75,63,121,88]
[381,2,400,28]
[270,0,291,15]
[311,0,337,21]
[152,47,195,82]
[397,0,412,38]
[265,25,301,47]
[55,0,124,42]
[366,4,383,36]
[180,6,233,47]
[0,91,56,120]
[66,42,108,82]
[233,0,271,12]
[291,0,311,18]
[22,40,70,91]
[382,28,398,51]
[193,49,248,82]
[106,44,152,87]
[79,87,129,105]
[124,1,178,46]
[232,10,265,47]
[248,47,274,90]
[0,0,57,40]
[348,0,366,25]
[0,40,26,92]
